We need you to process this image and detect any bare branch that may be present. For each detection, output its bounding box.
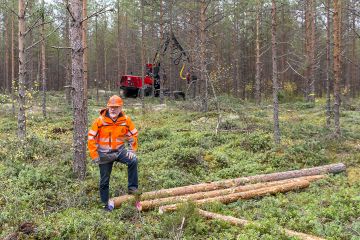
[287,61,306,79]
[51,46,72,50]
[24,16,42,36]
[0,3,19,18]
[205,13,224,30]
[24,19,55,36]
[66,3,76,22]
[81,7,115,23]
[260,46,271,57]
[25,24,63,51]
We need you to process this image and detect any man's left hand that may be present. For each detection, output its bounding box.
[126,151,136,160]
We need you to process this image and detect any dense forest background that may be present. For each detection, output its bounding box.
[1,0,359,100]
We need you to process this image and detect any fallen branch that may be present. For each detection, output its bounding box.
[111,163,344,207]
[197,209,325,240]
[158,180,310,213]
[136,175,324,211]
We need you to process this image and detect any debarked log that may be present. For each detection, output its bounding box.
[111,163,344,208]
[158,179,310,213]
[136,175,324,211]
[197,209,325,240]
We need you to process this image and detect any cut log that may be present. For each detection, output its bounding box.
[137,175,324,211]
[111,162,344,208]
[197,209,325,240]
[159,179,310,213]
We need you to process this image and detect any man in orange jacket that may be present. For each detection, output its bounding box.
[88,95,138,211]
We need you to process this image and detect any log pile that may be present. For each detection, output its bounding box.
[108,163,345,239]
[144,175,323,211]
[111,163,345,208]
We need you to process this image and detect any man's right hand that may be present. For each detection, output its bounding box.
[93,157,101,164]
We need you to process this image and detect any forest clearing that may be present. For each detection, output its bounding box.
[0,93,359,239]
[1,0,360,239]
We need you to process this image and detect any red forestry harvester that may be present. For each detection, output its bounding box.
[117,32,196,99]
[118,64,154,98]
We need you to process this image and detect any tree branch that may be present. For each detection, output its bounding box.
[24,19,55,36]
[51,46,72,50]
[0,3,19,18]
[287,61,306,79]
[66,3,76,22]
[24,17,42,36]
[81,7,115,23]
[25,24,63,51]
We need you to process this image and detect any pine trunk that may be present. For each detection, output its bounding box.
[5,15,9,93]
[10,10,15,116]
[271,0,280,144]
[305,0,316,102]
[41,0,47,118]
[325,0,331,127]
[333,0,341,136]
[140,0,145,110]
[65,0,71,105]
[199,0,208,112]
[159,0,164,101]
[124,12,128,75]
[351,0,356,97]
[117,0,121,86]
[95,13,99,104]
[255,0,261,105]
[18,0,27,140]
[69,0,87,180]
[82,0,88,129]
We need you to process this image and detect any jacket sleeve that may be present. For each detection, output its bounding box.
[125,116,138,152]
[88,118,100,160]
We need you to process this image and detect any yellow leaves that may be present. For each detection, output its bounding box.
[283,82,297,95]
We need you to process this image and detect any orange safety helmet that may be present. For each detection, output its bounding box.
[107,95,123,107]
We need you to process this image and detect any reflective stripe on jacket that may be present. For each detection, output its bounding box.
[87,108,138,160]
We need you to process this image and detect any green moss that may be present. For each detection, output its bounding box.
[0,93,359,239]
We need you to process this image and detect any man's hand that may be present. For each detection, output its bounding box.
[126,151,136,160]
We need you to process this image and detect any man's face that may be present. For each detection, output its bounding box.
[109,106,122,117]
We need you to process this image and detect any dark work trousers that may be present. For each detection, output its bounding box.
[99,148,138,204]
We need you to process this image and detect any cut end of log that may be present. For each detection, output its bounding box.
[135,201,142,211]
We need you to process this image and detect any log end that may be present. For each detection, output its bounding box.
[136,201,142,211]
[328,163,346,174]
[111,195,134,208]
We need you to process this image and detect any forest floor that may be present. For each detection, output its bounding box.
[0,91,359,239]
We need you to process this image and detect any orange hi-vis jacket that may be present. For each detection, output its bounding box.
[88,109,138,161]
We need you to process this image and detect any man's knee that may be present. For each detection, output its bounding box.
[128,157,138,166]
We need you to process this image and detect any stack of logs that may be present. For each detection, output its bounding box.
[110,163,346,240]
